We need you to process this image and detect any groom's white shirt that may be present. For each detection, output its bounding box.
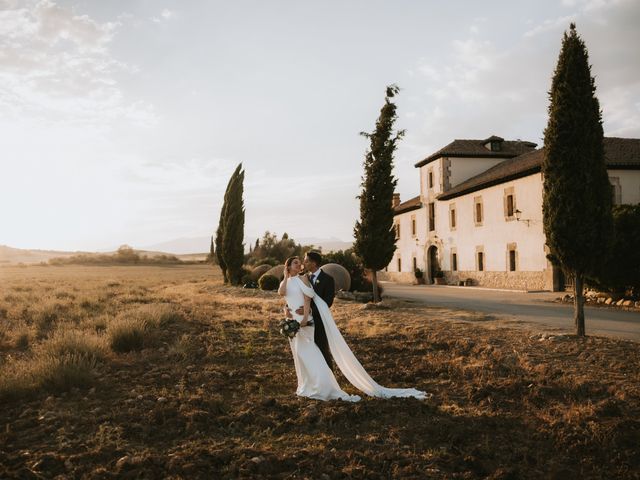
[310,267,322,285]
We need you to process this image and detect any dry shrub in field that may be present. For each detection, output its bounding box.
[135,303,182,327]
[168,334,200,360]
[32,299,72,335]
[39,328,107,363]
[54,290,75,300]
[32,353,98,392]
[108,316,146,353]
[14,329,31,350]
[0,368,32,401]
[0,330,105,400]
[90,315,109,333]
[78,296,104,313]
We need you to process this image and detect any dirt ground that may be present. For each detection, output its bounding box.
[0,264,639,479]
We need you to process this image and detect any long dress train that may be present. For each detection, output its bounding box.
[285,275,360,402]
[285,275,427,400]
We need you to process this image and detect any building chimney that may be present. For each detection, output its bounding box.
[392,193,401,208]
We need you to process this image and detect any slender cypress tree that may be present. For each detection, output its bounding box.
[542,24,612,336]
[222,165,245,285]
[215,164,242,282]
[354,85,404,302]
[208,235,215,263]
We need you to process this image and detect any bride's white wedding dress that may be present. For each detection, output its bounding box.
[284,275,427,401]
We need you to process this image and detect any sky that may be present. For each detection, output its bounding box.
[1,0,639,252]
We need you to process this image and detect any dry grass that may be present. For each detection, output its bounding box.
[0,264,638,479]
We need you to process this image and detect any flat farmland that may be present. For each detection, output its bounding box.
[0,264,638,479]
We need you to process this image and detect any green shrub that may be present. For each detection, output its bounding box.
[590,205,640,295]
[323,249,368,292]
[258,274,280,291]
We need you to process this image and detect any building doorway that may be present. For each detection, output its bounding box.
[427,246,439,284]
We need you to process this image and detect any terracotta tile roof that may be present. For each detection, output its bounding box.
[394,195,422,215]
[414,136,537,168]
[437,137,640,200]
[605,136,640,168]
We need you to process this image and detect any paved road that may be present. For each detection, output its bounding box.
[381,282,640,342]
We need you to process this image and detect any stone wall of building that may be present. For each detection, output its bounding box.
[378,271,417,284]
[444,270,547,291]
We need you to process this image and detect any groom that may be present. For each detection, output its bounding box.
[287,250,335,371]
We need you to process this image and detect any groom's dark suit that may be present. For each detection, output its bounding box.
[309,269,335,371]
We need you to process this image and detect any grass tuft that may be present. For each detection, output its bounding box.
[33,353,98,392]
[107,317,146,353]
[40,328,107,362]
[14,330,31,350]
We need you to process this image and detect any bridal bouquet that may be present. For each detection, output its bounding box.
[278,318,300,338]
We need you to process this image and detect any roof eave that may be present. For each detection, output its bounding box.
[394,204,423,216]
[437,166,542,201]
[414,152,520,168]
[606,164,640,170]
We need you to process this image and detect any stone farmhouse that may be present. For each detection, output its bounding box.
[382,135,640,291]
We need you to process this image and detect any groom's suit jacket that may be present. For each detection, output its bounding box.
[310,269,335,371]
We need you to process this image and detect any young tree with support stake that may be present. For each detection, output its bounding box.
[542,24,613,336]
[354,85,404,303]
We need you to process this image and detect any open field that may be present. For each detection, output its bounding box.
[0,264,639,479]
[0,245,207,265]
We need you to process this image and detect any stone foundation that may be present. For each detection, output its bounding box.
[444,270,548,291]
[379,270,555,291]
[377,271,417,284]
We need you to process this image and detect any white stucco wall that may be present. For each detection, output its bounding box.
[437,173,546,271]
[387,161,640,290]
[420,160,444,198]
[388,206,427,275]
[446,157,507,189]
[609,169,640,205]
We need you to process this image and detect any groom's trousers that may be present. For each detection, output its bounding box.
[311,270,336,372]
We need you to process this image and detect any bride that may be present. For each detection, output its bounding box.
[278,256,427,402]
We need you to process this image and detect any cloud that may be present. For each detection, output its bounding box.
[0,0,155,127]
[152,8,173,23]
[523,15,576,37]
[407,0,639,159]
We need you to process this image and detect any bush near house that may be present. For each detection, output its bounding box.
[590,204,640,296]
[258,274,280,291]
[322,248,372,293]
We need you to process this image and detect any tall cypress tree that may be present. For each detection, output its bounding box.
[542,24,612,336]
[354,85,404,302]
[215,164,242,283]
[222,165,245,285]
[208,235,215,264]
